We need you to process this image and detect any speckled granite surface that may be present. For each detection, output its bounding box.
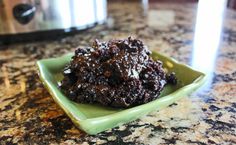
[0,1,236,145]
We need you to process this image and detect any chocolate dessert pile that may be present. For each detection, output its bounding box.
[60,37,176,108]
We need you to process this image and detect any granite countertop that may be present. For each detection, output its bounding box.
[0,1,236,145]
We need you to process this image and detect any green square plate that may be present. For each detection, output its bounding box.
[36,51,206,135]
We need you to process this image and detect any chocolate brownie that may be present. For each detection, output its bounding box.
[60,37,176,108]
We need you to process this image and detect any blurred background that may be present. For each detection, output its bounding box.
[0,0,234,44]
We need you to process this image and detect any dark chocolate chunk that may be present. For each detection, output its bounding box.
[166,72,178,85]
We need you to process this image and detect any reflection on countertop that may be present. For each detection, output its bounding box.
[192,0,227,87]
[0,0,236,144]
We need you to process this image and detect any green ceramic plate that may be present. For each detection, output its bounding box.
[37,51,206,135]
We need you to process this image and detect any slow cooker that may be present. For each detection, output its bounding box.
[0,0,107,44]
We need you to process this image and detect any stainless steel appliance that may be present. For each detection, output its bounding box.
[0,0,107,44]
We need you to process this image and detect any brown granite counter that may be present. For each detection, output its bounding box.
[0,1,236,145]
